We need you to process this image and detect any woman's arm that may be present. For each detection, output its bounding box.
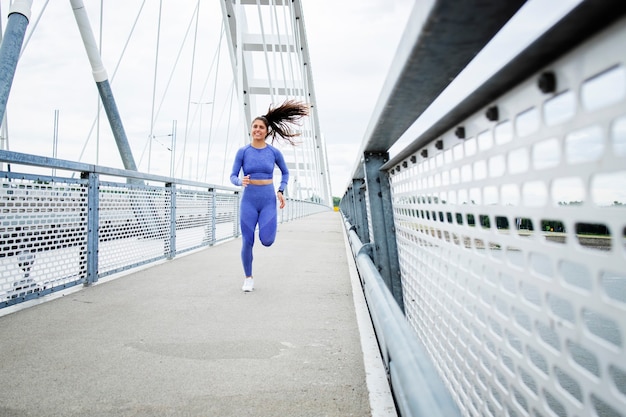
[229,147,245,186]
[273,147,289,192]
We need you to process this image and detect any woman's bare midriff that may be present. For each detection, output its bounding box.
[248,179,273,185]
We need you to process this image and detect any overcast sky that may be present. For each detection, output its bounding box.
[1,0,577,196]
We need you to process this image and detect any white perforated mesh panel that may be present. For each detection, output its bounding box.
[98,182,169,275]
[176,188,214,251]
[214,192,239,241]
[0,166,326,308]
[0,176,88,302]
[390,21,626,417]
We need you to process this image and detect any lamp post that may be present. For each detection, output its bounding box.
[191,101,212,180]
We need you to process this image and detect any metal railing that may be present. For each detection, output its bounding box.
[341,1,626,417]
[0,150,328,309]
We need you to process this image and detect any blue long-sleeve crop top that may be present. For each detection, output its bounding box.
[230,144,289,191]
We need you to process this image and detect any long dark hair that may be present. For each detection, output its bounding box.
[256,100,309,145]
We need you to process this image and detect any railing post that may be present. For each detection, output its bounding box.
[339,188,351,221]
[84,172,99,285]
[210,188,217,246]
[352,178,369,244]
[166,182,176,259]
[362,151,403,310]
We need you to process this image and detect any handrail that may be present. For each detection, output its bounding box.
[0,149,237,190]
[343,215,461,417]
[1,149,329,309]
[341,2,626,416]
[350,0,525,181]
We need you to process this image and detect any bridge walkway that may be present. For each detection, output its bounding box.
[0,211,393,417]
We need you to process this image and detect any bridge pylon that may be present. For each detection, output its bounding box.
[221,0,331,205]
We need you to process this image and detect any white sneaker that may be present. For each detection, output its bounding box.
[242,277,254,292]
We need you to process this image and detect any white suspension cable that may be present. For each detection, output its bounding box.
[271,0,290,99]
[222,79,242,184]
[282,3,298,99]
[189,26,225,177]
[179,0,200,180]
[96,0,103,165]
[285,1,302,198]
[291,0,315,198]
[76,0,147,165]
[147,0,163,174]
[18,0,50,58]
[220,79,236,184]
[234,0,247,146]
[256,0,275,104]
[201,23,225,182]
[139,3,197,173]
[269,0,278,99]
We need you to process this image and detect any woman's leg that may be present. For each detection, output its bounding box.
[258,195,278,247]
[239,195,259,277]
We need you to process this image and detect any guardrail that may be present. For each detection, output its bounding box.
[341,1,626,417]
[344,216,462,417]
[1,149,329,309]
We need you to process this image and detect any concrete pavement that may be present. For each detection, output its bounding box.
[0,211,395,417]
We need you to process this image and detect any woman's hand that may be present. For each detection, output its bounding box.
[277,191,286,209]
[241,175,250,187]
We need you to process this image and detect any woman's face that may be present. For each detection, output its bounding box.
[251,118,268,140]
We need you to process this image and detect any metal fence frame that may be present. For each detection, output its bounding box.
[341,1,626,417]
[1,149,328,309]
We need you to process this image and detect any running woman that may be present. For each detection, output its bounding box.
[230,100,309,292]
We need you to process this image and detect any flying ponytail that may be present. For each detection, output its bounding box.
[257,100,309,145]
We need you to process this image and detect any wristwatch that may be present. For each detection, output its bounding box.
[277,190,284,194]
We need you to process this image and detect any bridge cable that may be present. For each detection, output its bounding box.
[169,7,223,179]
[96,0,104,165]
[287,1,304,198]
[137,3,197,173]
[256,0,275,104]
[178,0,200,180]
[75,0,147,166]
[201,23,225,183]
[271,0,290,100]
[220,79,237,184]
[18,0,50,59]
[146,0,164,174]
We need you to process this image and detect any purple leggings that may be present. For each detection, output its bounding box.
[239,184,277,276]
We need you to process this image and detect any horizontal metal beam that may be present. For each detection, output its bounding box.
[352,0,526,179]
[345,220,462,417]
[248,86,305,96]
[0,150,239,191]
[230,0,289,5]
[384,0,626,171]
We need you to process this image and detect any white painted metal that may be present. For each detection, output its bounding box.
[69,0,107,82]
[221,0,331,205]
